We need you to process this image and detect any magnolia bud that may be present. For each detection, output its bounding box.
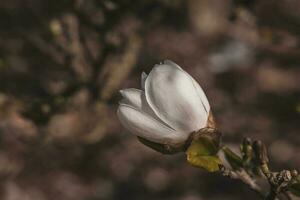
[118,60,211,151]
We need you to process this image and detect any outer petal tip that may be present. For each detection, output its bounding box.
[163,59,182,70]
[118,88,143,109]
[142,71,147,77]
[163,59,174,65]
[119,89,125,96]
[141,72,148,90]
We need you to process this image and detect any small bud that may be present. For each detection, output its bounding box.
[253,140,269,165]
[280,170,292,182]
[291,170,298,178]
[243,137,252,146]
[242,137,253,162]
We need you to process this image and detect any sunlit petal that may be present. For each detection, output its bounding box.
[145,63,208,133]
[163,60,210,113]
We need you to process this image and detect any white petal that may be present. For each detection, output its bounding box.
[119,88,175,129]
[145,63,208,133]
[117,104,186,144]
[163,60,182,70]
[141,72,147,90]
[120,88,143,109]
[163,60,210,113]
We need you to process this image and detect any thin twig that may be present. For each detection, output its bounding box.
[221,167,266,199]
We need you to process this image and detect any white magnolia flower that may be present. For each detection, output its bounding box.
[117,60,210,145]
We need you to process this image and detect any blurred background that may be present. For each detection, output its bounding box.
[0,0,299,199]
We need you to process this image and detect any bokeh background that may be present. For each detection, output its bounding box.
[0,0,299,199]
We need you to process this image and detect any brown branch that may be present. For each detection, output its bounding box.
[221,167,266,199]
[23,33,65,65]
[61,13,92,81]
[221,139,297,200]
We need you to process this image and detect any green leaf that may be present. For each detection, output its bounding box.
[223,147,243,170]
[187,154,222,172]
[289,183,300,197]
[186,136,221,172]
